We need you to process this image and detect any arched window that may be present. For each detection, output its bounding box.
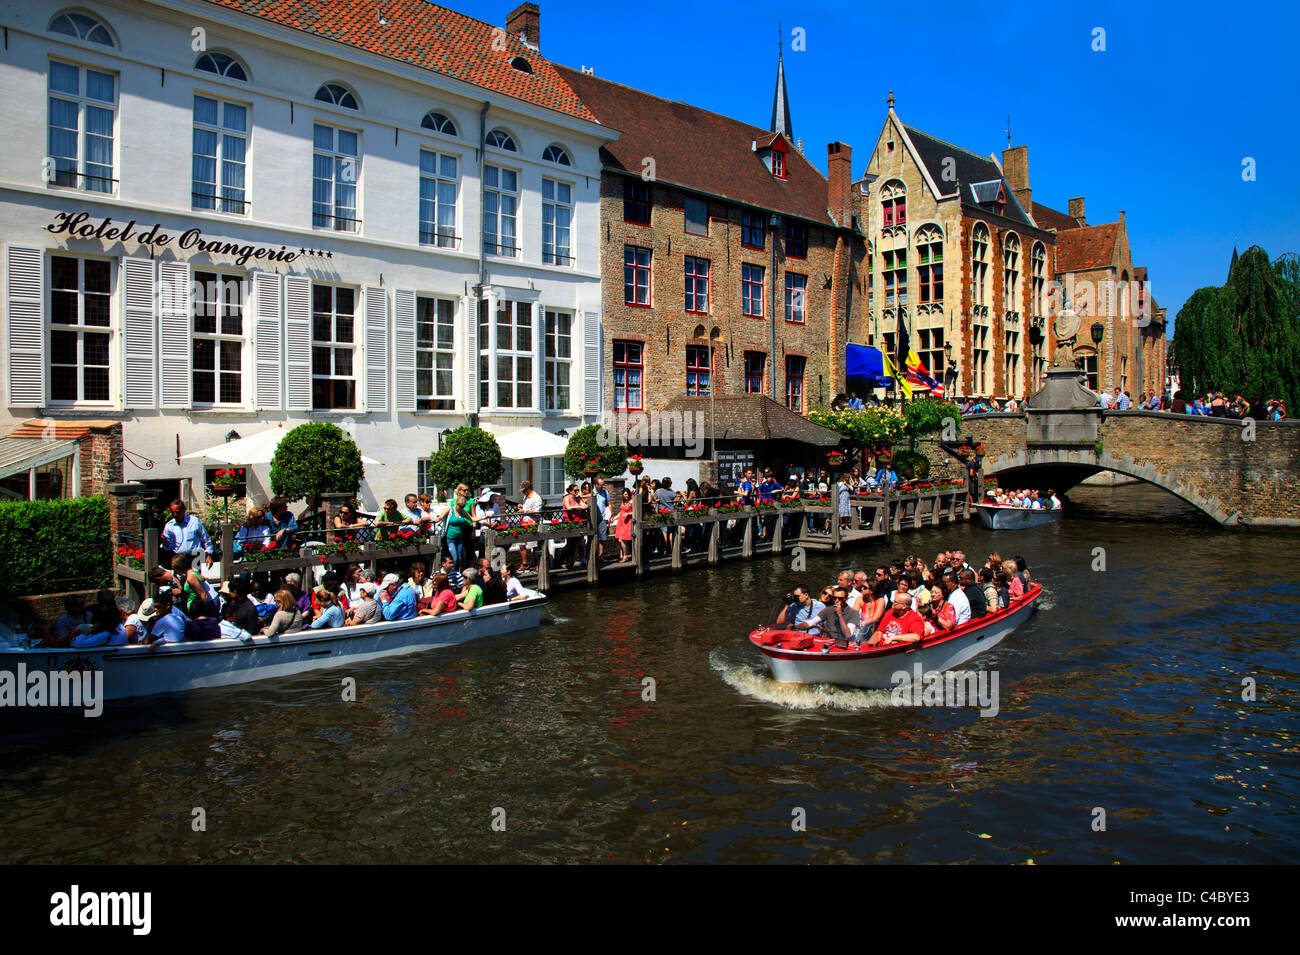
[880,179,906,227]
[315,83,358,110]
[970,223,991,395]
[970,223,990,309]
[49,10,115,45]
[196,51,248,81]
[1003,232,1020,315]
[542,144,571,166]
[510,56,533,74]
[1030,241,1046,317]
[486,128,517,151]
[915,224,944,306]
[421,111,457,136]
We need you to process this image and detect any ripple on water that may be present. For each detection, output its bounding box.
[709,648,897,711]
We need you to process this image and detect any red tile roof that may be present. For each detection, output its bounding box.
[6,420,117,440]
[1032,201,1082,232]
[555,66,840,228]
[1056,223,1120,272]
[1134,266,1148,281]
[201,0,596,122]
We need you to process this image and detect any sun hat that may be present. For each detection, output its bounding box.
[136,598,159,623]
[477,489,495,503]
[359,581,378,595]
[380,573,401,589]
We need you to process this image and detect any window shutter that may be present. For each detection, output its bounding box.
[6,245,45,408]
[158,261,192,409]
[252,270,283,410]
[394,288,416,413]
[363,285,389,414]
[583,309,601,416]
[465,297,481,414]
[284,274,312,411]
[121,257,157,409]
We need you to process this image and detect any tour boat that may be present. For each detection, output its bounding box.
[974,503,1063,530]
[749,584,1041,688]
[0,591,547,703]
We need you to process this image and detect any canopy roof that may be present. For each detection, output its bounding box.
[179,425,383,465]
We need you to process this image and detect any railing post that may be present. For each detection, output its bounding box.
[708,515,720,564]
[772,508,783,552]
[831,504,842,550]
[671,519,683,570]
[142,527,160,593]
[537,533,551,592]
[587,494,600,584]
[221,522,235,581]
[742,512,754,558]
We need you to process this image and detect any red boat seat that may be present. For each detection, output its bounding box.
[782,635,813,651]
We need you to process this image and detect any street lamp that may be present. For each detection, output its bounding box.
[1090,322,1105,345]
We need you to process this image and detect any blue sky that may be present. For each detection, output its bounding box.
[461,0,1299,334]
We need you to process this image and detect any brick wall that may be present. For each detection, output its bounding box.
[79,424,123,497]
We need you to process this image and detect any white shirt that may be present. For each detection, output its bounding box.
[504,576,527,600]
[521,491,543,515]
[947,588,972,625]
[845,588,865,611]
[1050,495,1061,509]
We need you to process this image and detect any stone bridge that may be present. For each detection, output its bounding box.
[951,409,1300,527]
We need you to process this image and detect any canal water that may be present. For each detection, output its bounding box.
[1,484,1295,864]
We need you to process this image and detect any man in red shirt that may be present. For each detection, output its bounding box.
[867,590,929,647]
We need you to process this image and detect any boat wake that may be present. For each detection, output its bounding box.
[709,648,895,711]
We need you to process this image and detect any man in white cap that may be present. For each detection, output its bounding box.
[345,581,382,626]
[377,572,417,621]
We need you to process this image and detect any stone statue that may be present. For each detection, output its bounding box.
[1051,306,1080,368]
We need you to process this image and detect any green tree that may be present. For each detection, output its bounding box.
[269,422,365,502]
[426,427,502,492]
[563,424,628,478]
[1173,245,1300,410]
[903,397,962,447]
[806,406,907,449]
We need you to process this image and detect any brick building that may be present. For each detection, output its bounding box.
[555,55,862,423]
[1035,197,1168,396]
[860,97,1058,400]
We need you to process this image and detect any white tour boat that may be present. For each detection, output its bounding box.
[974,503,1063,530]
[749,584,1040,688]
[0,591,547,703]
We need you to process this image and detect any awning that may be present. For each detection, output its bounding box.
[846,344,894,387]
[180,425,383,465]
[658,395,843,447]
[0,437,79,482]
[486,425,569,460]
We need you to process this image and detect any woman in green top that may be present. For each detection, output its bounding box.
[171,553,214,617]
[444,483,481,569]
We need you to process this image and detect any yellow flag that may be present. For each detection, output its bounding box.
[883,353,912,399]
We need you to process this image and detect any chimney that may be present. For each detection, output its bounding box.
[1001,145,1031,214]
[1068,196,1086,225]
[506,2,540,49]
[827,141,852,228]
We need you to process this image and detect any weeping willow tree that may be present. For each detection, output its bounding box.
[1173,246,1300,409]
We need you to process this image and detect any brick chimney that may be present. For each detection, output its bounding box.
[827,141,853,228]
[1001,145,1031,215]
[1068,196,1086,226]
[507,3,540,49]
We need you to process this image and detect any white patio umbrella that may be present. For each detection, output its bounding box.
[180,424,384,465]
[492,425,569,461]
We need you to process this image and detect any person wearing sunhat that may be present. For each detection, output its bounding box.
[141,591,188,646]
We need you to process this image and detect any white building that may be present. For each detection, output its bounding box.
[0,0,610,506]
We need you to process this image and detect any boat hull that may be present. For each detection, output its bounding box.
[752,586,1039,688]
[974,504,1062,530]
[0,595,546,703]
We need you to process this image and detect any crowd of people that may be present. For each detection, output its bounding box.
[35,552,534,650]
[984,487,1061,510]
[774,549,1034,650]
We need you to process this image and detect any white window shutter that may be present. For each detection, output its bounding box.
[158,261,192,409]
[394,288,416,413]
[284,274,312,411]
[583,309,602,417]
[6,245,45,408]
[465,297,481,414]
[363,285,389,414]
[252,270,283,410]
[532,301,544,412]
[121,257,157,409]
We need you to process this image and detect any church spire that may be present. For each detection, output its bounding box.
[770,45,792,139]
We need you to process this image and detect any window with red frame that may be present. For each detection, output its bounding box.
[785,355,805,411]
[686,344,711,396]
[784,220,807,258]
[785,272,807,323]
[684,257,709,313]
[613,340,643,410]
[772,149,785,178]
[744,351,766,394]
[741,211,765,249]
[882,196,906,226]
[623,179,650,224]
[742,263,764,317]
[624,245,651,305]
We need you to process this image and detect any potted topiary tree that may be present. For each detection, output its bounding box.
[563,424,629,479]
[426,427,503,493]
[269,422,365,503]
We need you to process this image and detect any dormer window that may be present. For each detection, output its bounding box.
[510,56,533,74]
[196,51,249,81]
[49,11,115,46]
[772,149,785,179]
[421,111,457,136]
[486,128,517,151]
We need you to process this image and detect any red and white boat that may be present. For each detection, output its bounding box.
[749,585,1041,688]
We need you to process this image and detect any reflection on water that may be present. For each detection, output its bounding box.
[0,484,1295,864]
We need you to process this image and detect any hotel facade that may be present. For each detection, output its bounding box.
[0,0,610,505]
